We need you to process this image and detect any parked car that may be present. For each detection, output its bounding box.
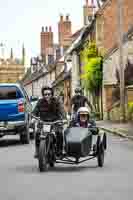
[0,83,32,144]
[29,96,39,139]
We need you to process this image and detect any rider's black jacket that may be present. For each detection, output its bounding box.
[32,97,64,122]
[71,95,93,112]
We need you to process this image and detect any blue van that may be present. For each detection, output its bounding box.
[0,83,32,144]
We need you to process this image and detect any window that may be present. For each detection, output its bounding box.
[0,86,23,100]
[48,55,54,64]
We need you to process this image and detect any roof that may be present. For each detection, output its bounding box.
[52,69,71,87]
[65,20,95,57]
[71,28,83,41]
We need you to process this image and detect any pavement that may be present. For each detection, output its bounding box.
[0,134,133,200]
[97,120,133,140]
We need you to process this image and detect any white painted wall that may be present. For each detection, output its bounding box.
[71,51,80,96]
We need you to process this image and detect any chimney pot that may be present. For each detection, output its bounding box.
[42,26,44,32]
[60,15,63,21]
[49,26,52,32]
[66,15,69,21]
[45,26,48,32]
[86,0,88,5]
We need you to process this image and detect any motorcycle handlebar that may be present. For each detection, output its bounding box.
[31,114,67,125]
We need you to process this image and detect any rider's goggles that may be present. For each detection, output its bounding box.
[79,113,88,118]
[44,93,52,96]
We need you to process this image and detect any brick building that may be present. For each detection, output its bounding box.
[97,0,133,52]
[95,0,133,120]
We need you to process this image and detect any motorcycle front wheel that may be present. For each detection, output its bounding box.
[38,140,49,172]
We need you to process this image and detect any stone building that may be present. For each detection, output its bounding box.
[0,46,25,83]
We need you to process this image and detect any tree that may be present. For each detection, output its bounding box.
[80,41,103,114]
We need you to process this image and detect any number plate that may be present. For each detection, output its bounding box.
[29,128,33,132]
[43,125,51,132]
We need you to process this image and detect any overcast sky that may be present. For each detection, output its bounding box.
[0,0,97,65]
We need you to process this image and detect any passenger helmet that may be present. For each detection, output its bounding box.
[77,107,89,114]
[77,107,90,119]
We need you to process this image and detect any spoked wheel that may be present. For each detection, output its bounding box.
[97,142,104,167]
[38,140,49,172]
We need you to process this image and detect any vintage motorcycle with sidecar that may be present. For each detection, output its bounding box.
[33,116,107,172]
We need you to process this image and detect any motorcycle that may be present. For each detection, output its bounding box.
[33,116,67,172]
[32,115,107,172]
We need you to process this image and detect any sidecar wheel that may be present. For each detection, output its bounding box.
[97,142,104,167]
[38,140,49,172]
[103,132,107,150]
[49,162,55,167]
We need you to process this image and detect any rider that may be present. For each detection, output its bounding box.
[71,87,93,119]
[70,107,98,135]
[32,85,64,158]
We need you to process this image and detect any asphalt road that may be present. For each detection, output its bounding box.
[0,133,133,200]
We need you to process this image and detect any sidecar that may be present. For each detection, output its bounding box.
[55,126,107,167]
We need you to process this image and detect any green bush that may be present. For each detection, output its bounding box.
[128,102,133,120]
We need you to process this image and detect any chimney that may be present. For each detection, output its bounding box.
[83,0,95,25]
[58,14,72,47]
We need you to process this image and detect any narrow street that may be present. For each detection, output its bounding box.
[0,134,133,200]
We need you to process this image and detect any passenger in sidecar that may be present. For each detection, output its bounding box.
[69,107,99,135]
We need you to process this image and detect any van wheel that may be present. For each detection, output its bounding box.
[20,124,30,144]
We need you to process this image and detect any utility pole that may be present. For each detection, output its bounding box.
[117,0,125,122]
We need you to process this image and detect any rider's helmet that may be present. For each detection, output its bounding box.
[41,84,54,97]
[77,107,90,123]
[74,87,82,95]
